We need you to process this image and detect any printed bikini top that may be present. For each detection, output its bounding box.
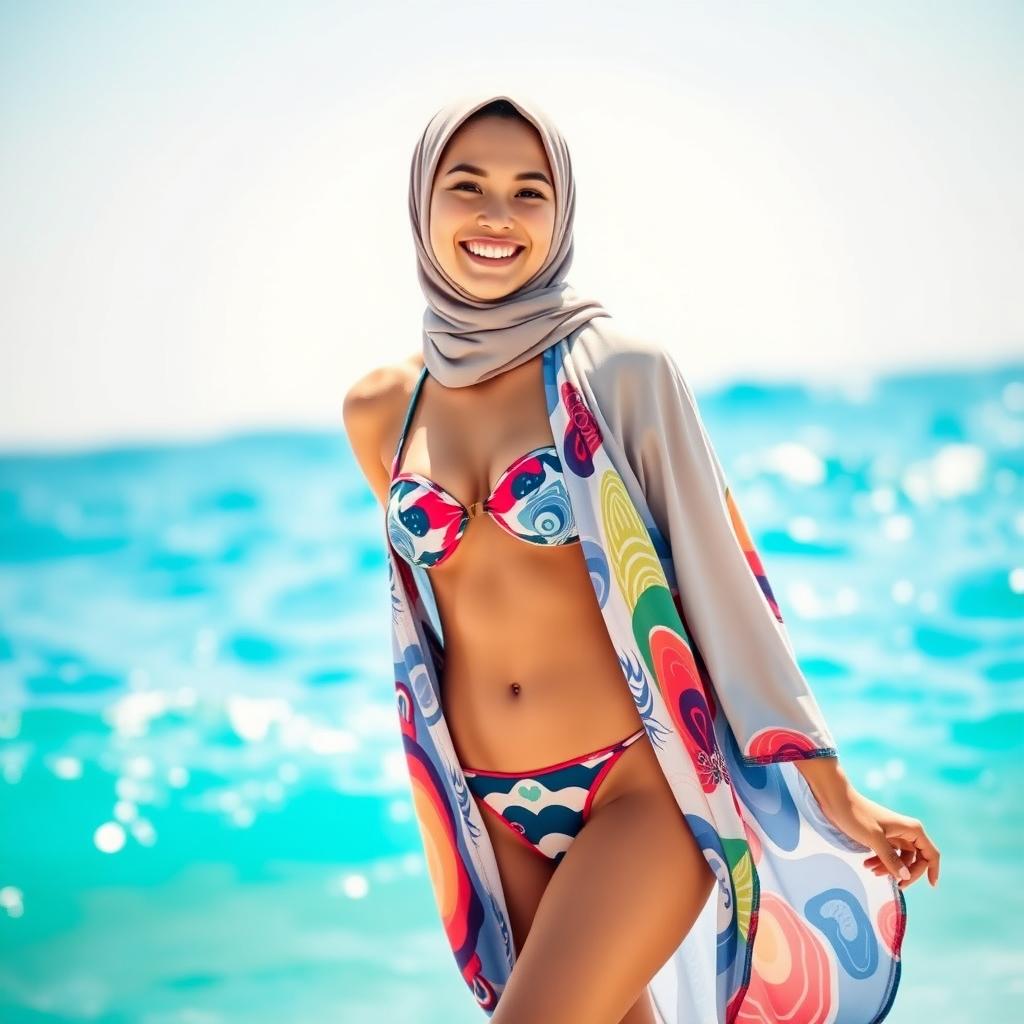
[386,366,580,569]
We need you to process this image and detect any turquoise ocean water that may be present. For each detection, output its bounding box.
[1,362,1021,1023]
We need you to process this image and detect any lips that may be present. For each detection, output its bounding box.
[458,240,526,267]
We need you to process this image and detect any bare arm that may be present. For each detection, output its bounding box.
[342,365,408,509]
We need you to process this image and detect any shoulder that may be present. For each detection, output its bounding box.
[569,319,687,403]
[342,354,423,504]
[343,355,420,424]
[342,354,422,457]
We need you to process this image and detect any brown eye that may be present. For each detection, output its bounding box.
[452,182,545,199]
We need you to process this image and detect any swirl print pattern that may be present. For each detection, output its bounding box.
[386,368,581,569]
[381,341,906,1023]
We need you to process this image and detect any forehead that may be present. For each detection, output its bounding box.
[438,116,550,171]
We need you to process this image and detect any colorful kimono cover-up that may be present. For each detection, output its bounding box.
[382,326,907,1024]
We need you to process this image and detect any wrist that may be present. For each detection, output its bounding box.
[794,755,851,805]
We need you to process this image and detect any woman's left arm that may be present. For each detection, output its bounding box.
[796,756,941,890]
[616,344,840,765]
[611,342,940,891]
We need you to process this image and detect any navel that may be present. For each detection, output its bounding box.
[509,681,522,697]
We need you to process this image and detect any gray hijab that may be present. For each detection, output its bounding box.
[408,91,612,388]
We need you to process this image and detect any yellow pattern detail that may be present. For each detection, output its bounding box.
[600,469,665,611]
[732,848,755,941]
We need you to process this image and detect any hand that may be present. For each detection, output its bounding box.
[815,783,941,890]
[852,793,940,889]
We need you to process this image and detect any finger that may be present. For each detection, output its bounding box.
[869,831,910,883]
[911,826,940,886]
[890,824,940,887]
[864,839,913,864]
[898,854,929,889]
[872,847,917,878]
[909,827,941,887]
[864,838,916,873]
[864,825,940,886]
[884,833,920,852]
[893,843,923,886]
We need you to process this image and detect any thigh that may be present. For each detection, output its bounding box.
[476,795,658,1024]
[490,780,716,1024]
[476,794,558,954]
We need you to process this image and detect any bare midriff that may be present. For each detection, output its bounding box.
[430,514,643,772]
[384,351,644,774]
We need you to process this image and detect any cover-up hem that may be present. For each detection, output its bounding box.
[740,745,840,767]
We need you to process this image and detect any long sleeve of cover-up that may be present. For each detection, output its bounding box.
[612,343,840,767]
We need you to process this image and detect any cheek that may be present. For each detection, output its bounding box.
[430,191,464,225]
[524,208,556,253]
[429,197,466,250]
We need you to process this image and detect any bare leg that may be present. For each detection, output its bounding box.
[490,785,715,1024]
[477,790,658,1022]
[475,794,558,954]
[617,984,660,1024]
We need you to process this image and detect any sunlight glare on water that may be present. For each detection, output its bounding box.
[0,364,1021,1022]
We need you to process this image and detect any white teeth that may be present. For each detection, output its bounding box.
[465,241,519,259]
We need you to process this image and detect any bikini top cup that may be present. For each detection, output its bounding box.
[386,367,580,569]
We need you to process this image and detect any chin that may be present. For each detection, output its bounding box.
[466,284,516,302]
[450,271,524,301]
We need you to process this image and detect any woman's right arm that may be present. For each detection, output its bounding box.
[342,364,409,509]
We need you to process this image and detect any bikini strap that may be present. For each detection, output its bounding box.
[389,364,429,478]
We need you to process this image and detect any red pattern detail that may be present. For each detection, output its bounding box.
[878,895,908,962]
[560,380,603,469]
[745,728,820,764]
[733,893,833,1023]
[649,625,725,794]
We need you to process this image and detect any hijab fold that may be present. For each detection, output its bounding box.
[409,91,611,386]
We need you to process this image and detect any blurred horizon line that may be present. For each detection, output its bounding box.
[2,352,1020,458]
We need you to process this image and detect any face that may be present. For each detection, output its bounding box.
[429,115,556,302]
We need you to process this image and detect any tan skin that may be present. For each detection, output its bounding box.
[344,114,939,1024]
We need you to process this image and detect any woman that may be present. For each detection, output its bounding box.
[344,93,939,1024]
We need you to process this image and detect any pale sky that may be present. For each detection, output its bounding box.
[1,0,1021,450]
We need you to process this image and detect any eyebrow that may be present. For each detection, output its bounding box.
[443,162,552,187]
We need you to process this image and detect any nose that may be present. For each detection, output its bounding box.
[476,198,515,232]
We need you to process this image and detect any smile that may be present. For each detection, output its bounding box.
[459,240,525,267]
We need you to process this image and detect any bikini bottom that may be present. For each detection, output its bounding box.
[462,726,648,866]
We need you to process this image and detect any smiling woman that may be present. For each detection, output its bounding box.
[344,90,932,1024]
[428,103,556,300]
